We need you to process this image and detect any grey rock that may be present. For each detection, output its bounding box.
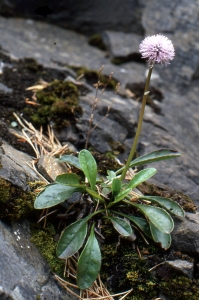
[0,220,75,300]
[0,142,39,191]
[171,213,199,254]
[102,31,142,59]
[164,260,194,279]
[37,155,69,182]
[0,0,144,34]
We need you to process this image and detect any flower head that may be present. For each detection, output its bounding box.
[139,34,175,66]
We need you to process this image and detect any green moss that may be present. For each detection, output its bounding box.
[73,67,118,90]
[24,80,82,128]
[0,178,36,221]
[30,223,64,276]
[160,277,199,300]
[92,151,121,174]
[88,34,106,50]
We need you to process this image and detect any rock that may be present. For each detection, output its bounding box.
[0,220,75,300]
[171,213,199,254]
[163,260,194,279]
[0,142,39,191]
[37,155,69,182]
[0,0,144,34]
[102,31,142,59]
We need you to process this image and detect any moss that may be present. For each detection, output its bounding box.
[88,34,106,50]
[73,67,118,90]
[24,80,82,128]
[0,178,37,221]
[108,139,125,155]
[92,151,121,174]
[30,223,64,276]
[159,277,199,300]
[138,182,197,213]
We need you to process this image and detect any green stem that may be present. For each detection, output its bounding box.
[120,66,153,181]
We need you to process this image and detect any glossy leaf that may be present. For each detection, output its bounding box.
[108,216,132,236]
[126,202,174,234]
[115,212,152,238]
[107,170,117,181]
[116,149,181,174]
[149,221,171,249]
[107,188,132,208]
[58,155,82,170]
[79,150,97,190]
[34,183,77,209]
[127,168,157,189]
[57,218,88,259]
[111,178,122,197]
[77,225,101,290]
[139,196,185,217]
[55,173,80,185]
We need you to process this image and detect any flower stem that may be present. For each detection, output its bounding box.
[120,66,153,181]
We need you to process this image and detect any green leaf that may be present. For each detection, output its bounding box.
[107,170,117,181]
[125,202,174,234]
[115,212,152,238]
[108,216,132,236]
[127,168,157,189]
[116,149,181,174]
[139,196,185,217]
[58,155,82,170]
[111,178,122,197]
[79,150,97,190]
[55,173,80,185]
[77,225,101,290]
[86,188,104,202]
[107,188,132,208]
[57,218,88,259]
[34,183,77,209]
[149,221,171,249]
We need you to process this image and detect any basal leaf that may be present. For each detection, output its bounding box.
[116,149,181,174]
[77,225,101,290]
[58,155,82,170]
[79,150,97,191]
[107,170,117,181]
[57,218,88,259]
[55,173,80,185]
[34,183,77,209]
[139,196,185,217]
[111,178,122,197]
[149,221,171,249]
[86,188,104,202]
[108,216,132,236]
[107,188,132,208]
[125,202,174,234]
[127,168,157,189]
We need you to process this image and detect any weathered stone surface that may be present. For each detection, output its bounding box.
[0,220,75,300]
[0,142,39,191]
[102,31,142,59]
[163,260,194,279]
[0,0,144,34]
[171,213,199,254]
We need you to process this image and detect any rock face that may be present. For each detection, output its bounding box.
[0,0,144,34]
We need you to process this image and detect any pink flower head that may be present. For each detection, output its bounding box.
[139,34,175,66]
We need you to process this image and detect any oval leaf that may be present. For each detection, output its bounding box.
[116,149,181,174]
[107,188,132,208]
[149,221,171,249]
[127,168,157,189]
[55,173,80,185]
[77,225,101,290]
[108,216,132,236]
[111,178,122,197]
[34,183,77,209]
[58,155,82,170]
[139,196,185,217]
[79,150,97,191]
[128,202,174,234]
[57,218,88,259]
